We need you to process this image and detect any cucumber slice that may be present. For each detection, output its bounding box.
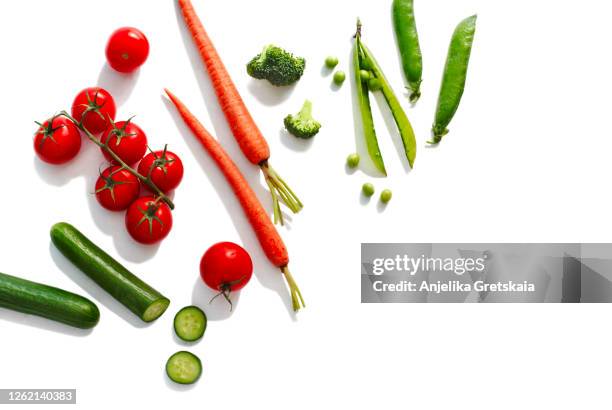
[166,351,202,384]
[174,306,207,342]
[50,222,170,323]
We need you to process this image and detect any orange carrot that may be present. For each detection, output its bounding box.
[177,0,302,226]
[165,89,304,312]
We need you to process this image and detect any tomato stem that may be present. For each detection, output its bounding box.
[58,111,175,210]
[209,285,234,311]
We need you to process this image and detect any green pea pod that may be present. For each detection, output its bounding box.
[353,35,387,176]
[431,15,477,144]
[359,42,417,169]
[392,0,423,103]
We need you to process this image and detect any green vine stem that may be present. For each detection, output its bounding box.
[261,161,303,226]
[58,111,175,210]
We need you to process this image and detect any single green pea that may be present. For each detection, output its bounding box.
[368,78,382,91]
[380,189,393,204]
[325,56,339,69]
[333,71,346,86]
[359,70,371,82]
[362,183,375,197]
[361,58,373,70]
[347,153,360,168]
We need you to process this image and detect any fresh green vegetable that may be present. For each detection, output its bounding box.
[174,306,207,342]
[284,100,321,139]
[333,71,346,86]
[325,56,339,69]
[246,45,305,86]
[367,78,382,92]
[431,15,477,144]
[392,0,423,103]
[380,189,393,203]
[359,70,371,81]
[166,351,202,384]
[50,222,170,323]
[346,153,360,168]
[0,271,99,329]
[355,20,417,169]
[354,32,386,176]
[362,183,375,197]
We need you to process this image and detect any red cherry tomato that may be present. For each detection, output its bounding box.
[125,196,172,244]
[137,147,184,193]
[100,120,147,166]
[33,116,81,165]
[105,27,150,73]
[95,166,140,211]
[200,242,253,295]
[71,87,116,135]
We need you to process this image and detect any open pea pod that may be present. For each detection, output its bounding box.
[359,42,417,169]
[353,36,387,176]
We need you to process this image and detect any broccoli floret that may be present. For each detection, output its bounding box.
[284,100,321,139]
[247,45,306,86]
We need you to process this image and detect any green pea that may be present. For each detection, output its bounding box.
[325,56,339,69]
[359,70,371,82]
[393,0,423,103]
[380,189,393,204]
[367,78,382,92]
[362,183,375,197]
[346,153,360,168]
[333,71,346,86]
[430,15,477,144]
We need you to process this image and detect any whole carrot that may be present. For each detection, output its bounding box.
[177,0,301,226]
[165,89,304,312]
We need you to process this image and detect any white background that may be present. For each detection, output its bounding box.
[1,0,611,408]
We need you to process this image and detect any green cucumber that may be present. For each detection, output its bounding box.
[50,222,170,323]
[0,271,99,329]
[174,306,207,342]
[166,351,202,384]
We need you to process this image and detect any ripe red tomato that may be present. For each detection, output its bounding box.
[95,166,140,211]
[200,242,253,295]
[71,87,116,135]
[105,27,150,73]
[100,120,147,166]
[34,116,81,165]
[125,196,172,244]
[137,147,184,193]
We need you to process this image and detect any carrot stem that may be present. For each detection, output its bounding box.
[261,162,303,221]
[281,266,305,311]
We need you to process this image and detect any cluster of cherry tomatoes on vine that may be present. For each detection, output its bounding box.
[34,28,184,245]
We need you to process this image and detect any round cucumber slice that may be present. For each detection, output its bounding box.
[173,306,207,342]
[166,351,202,385]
